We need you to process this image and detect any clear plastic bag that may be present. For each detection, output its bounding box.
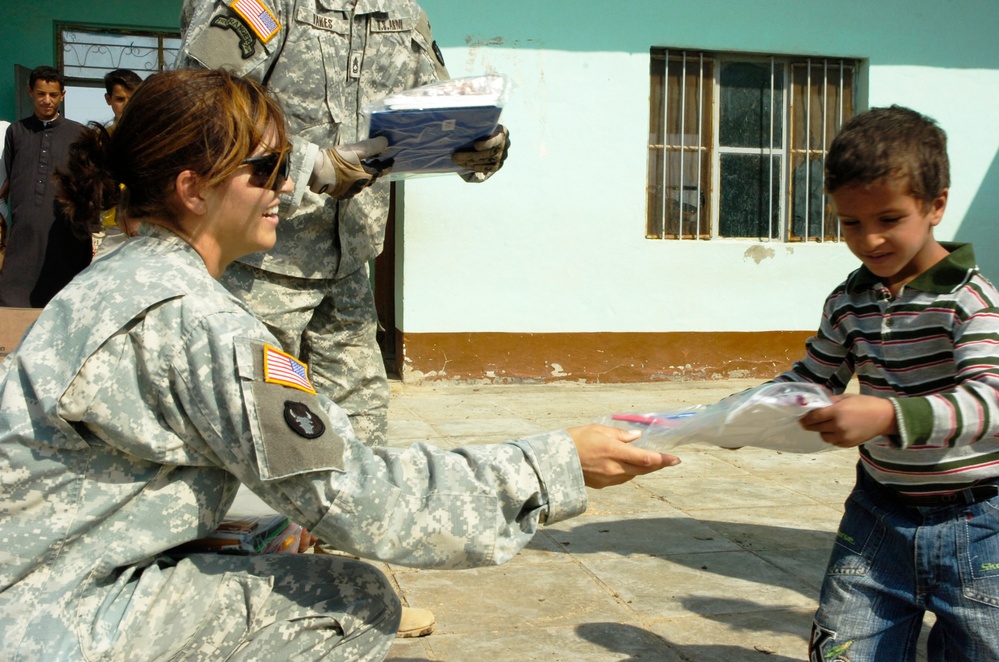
[361,74,510,179]
[601,382,835,454]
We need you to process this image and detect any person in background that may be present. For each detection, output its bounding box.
[0,118,10,259]
[0,67,678,661]
[103,69,142,125]
[0,65,89,307]
[94,68,144,255]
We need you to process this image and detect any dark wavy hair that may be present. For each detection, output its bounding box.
[57,68,289,238]
[824,105,949,207]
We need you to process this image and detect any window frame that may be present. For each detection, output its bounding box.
[55,22,181,86]
[647,48,858,243]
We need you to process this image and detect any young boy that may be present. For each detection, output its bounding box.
[772,105,999,661]
[96,69,142,252]
[0,66,88,307]
[103,68,142,124]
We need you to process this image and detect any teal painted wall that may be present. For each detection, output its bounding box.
[0,0,183,121]
[420,0,994,68]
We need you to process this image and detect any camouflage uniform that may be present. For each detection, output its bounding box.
[0,228,587,660]
[177,0,450,445]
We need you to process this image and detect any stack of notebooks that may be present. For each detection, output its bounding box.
[364,74,509,176]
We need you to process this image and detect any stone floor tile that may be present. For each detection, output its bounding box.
[647,608,815,661]
[639,473,819,511]
[679,506,842,552]
[432,417,546,438]
[387,418,438,441]
[391,562,637,634]
[409,623,684,662]
[544,512,741,559]
[579,481,688,517]
[583,552,817,620]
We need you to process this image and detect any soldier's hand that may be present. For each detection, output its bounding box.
[298,528,319,553]
[452,125,510,175]
[310,136,390,199]
[568,424,680,489]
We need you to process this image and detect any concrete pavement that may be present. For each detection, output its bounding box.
[377,379,930,662]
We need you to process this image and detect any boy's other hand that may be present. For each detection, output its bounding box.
[568,424,680,488]
[798,394,898,448]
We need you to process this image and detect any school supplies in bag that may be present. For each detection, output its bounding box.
[362,74,509,177]
[602,382,837,453]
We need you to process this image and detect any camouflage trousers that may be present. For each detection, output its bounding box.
[223,261,388,446]
[66,553,400,661]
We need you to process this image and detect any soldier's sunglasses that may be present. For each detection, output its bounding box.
[241,152,290,191]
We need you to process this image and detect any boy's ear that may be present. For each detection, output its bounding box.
[174,170,209,215]
[928,188,948,226]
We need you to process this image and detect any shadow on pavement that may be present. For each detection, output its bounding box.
[576,622,803,662]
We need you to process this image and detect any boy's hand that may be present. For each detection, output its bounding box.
[798,394,897,448]
[568,424,680,488]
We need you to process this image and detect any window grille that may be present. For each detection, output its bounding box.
[647,49,856,242]
[57,25,181,83]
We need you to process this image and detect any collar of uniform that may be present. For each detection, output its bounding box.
[137,223,204,257]
[845,242,977,295]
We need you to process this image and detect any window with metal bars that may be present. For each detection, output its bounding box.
[647,49,857,242]
[57,25,181,84]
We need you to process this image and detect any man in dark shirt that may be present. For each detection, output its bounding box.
[0,66,89,308]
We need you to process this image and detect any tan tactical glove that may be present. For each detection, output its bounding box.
[451,125,510,174]
[309,137,390,199]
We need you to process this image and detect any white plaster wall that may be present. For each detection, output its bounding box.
[398,47,999,335]
[867,66,999,252]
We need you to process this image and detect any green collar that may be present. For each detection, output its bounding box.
[846,242,977,295]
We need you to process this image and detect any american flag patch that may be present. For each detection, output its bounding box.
[263,343,316,394]
[229,0,281,43]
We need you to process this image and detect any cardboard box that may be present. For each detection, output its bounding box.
[0,307,42,360]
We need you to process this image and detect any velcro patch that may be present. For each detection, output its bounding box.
[237,339,345,479]
[263,343,316,394]
[252,381,345,478]
[210,14,257,58]
[228,0,281,43]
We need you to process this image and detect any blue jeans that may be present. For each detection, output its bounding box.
[809,464,999,662]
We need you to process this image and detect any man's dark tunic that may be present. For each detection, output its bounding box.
[0,115,90,307]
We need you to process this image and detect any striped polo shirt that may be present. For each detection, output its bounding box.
[775,243,999,497]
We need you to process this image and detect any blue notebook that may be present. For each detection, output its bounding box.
[367,104,503,174]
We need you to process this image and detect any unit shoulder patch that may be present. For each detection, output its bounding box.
[283,400,326,439]
[210,13,257,58]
